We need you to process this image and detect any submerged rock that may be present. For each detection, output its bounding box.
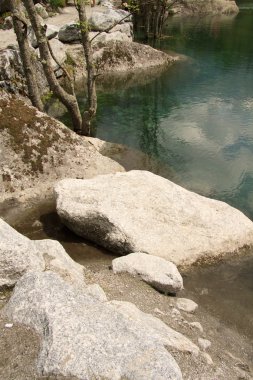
[112,252,183,294]
[55,170,253,267]
[4,271,188,379]
[0,218,85,288]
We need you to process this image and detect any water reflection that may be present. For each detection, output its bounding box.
[95,7,253,219]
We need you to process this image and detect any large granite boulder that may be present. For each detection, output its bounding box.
[112,252,183,294]
[171,0,239,15]
[55,170,253,267]
[0,218,85,288]
[92,40,178,73]
[3,271,200,379]
[88,8,131,32]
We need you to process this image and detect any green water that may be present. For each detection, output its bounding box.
[95,4,253,219]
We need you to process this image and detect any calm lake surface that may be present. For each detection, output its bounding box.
[95,1,253,220]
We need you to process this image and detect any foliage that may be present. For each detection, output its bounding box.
[48,0,66,9]
[41,90,54,104]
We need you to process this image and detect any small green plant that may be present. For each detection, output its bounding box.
[49,0,66,10]
[41,90,54,104]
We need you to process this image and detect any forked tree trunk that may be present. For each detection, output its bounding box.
[22,0,83,133]
[10,0,43,111]
[76,0,97,136]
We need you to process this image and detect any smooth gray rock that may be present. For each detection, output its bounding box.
[176,298,198,313]
[58,21,80,42]
[4,271,186,380]
[55,170,253,267]
[0,218,85,288]
[89,8,131,32]
[112,252,183,294]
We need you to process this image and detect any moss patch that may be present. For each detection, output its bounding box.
[0,96,76,176]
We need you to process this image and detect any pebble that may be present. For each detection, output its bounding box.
[189,321,204,333]
[176,298,198,313]
[32,220,42,228]
[154,308,165,315]
[5,323,13,328]
[198,338,211,351]
[202,352,213,365]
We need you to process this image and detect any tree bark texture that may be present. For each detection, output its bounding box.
[10,0,43,111]
[22,0,83,133]
[76,0,97,136]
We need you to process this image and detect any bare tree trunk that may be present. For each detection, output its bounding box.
[10,0,43,111]
[22,0,83,133]
[76,0,97,136]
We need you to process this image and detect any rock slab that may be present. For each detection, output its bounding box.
[3,271,191,379]
[55,170,253,266]
[112,252,183,294]
[0,218,84,288]
[89,8,131,32]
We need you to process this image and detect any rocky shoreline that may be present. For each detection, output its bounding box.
[0,2,252,379]
[0,92,253,379]
[0,3,182,97]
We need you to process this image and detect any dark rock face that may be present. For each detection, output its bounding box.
[0,0,11,14]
